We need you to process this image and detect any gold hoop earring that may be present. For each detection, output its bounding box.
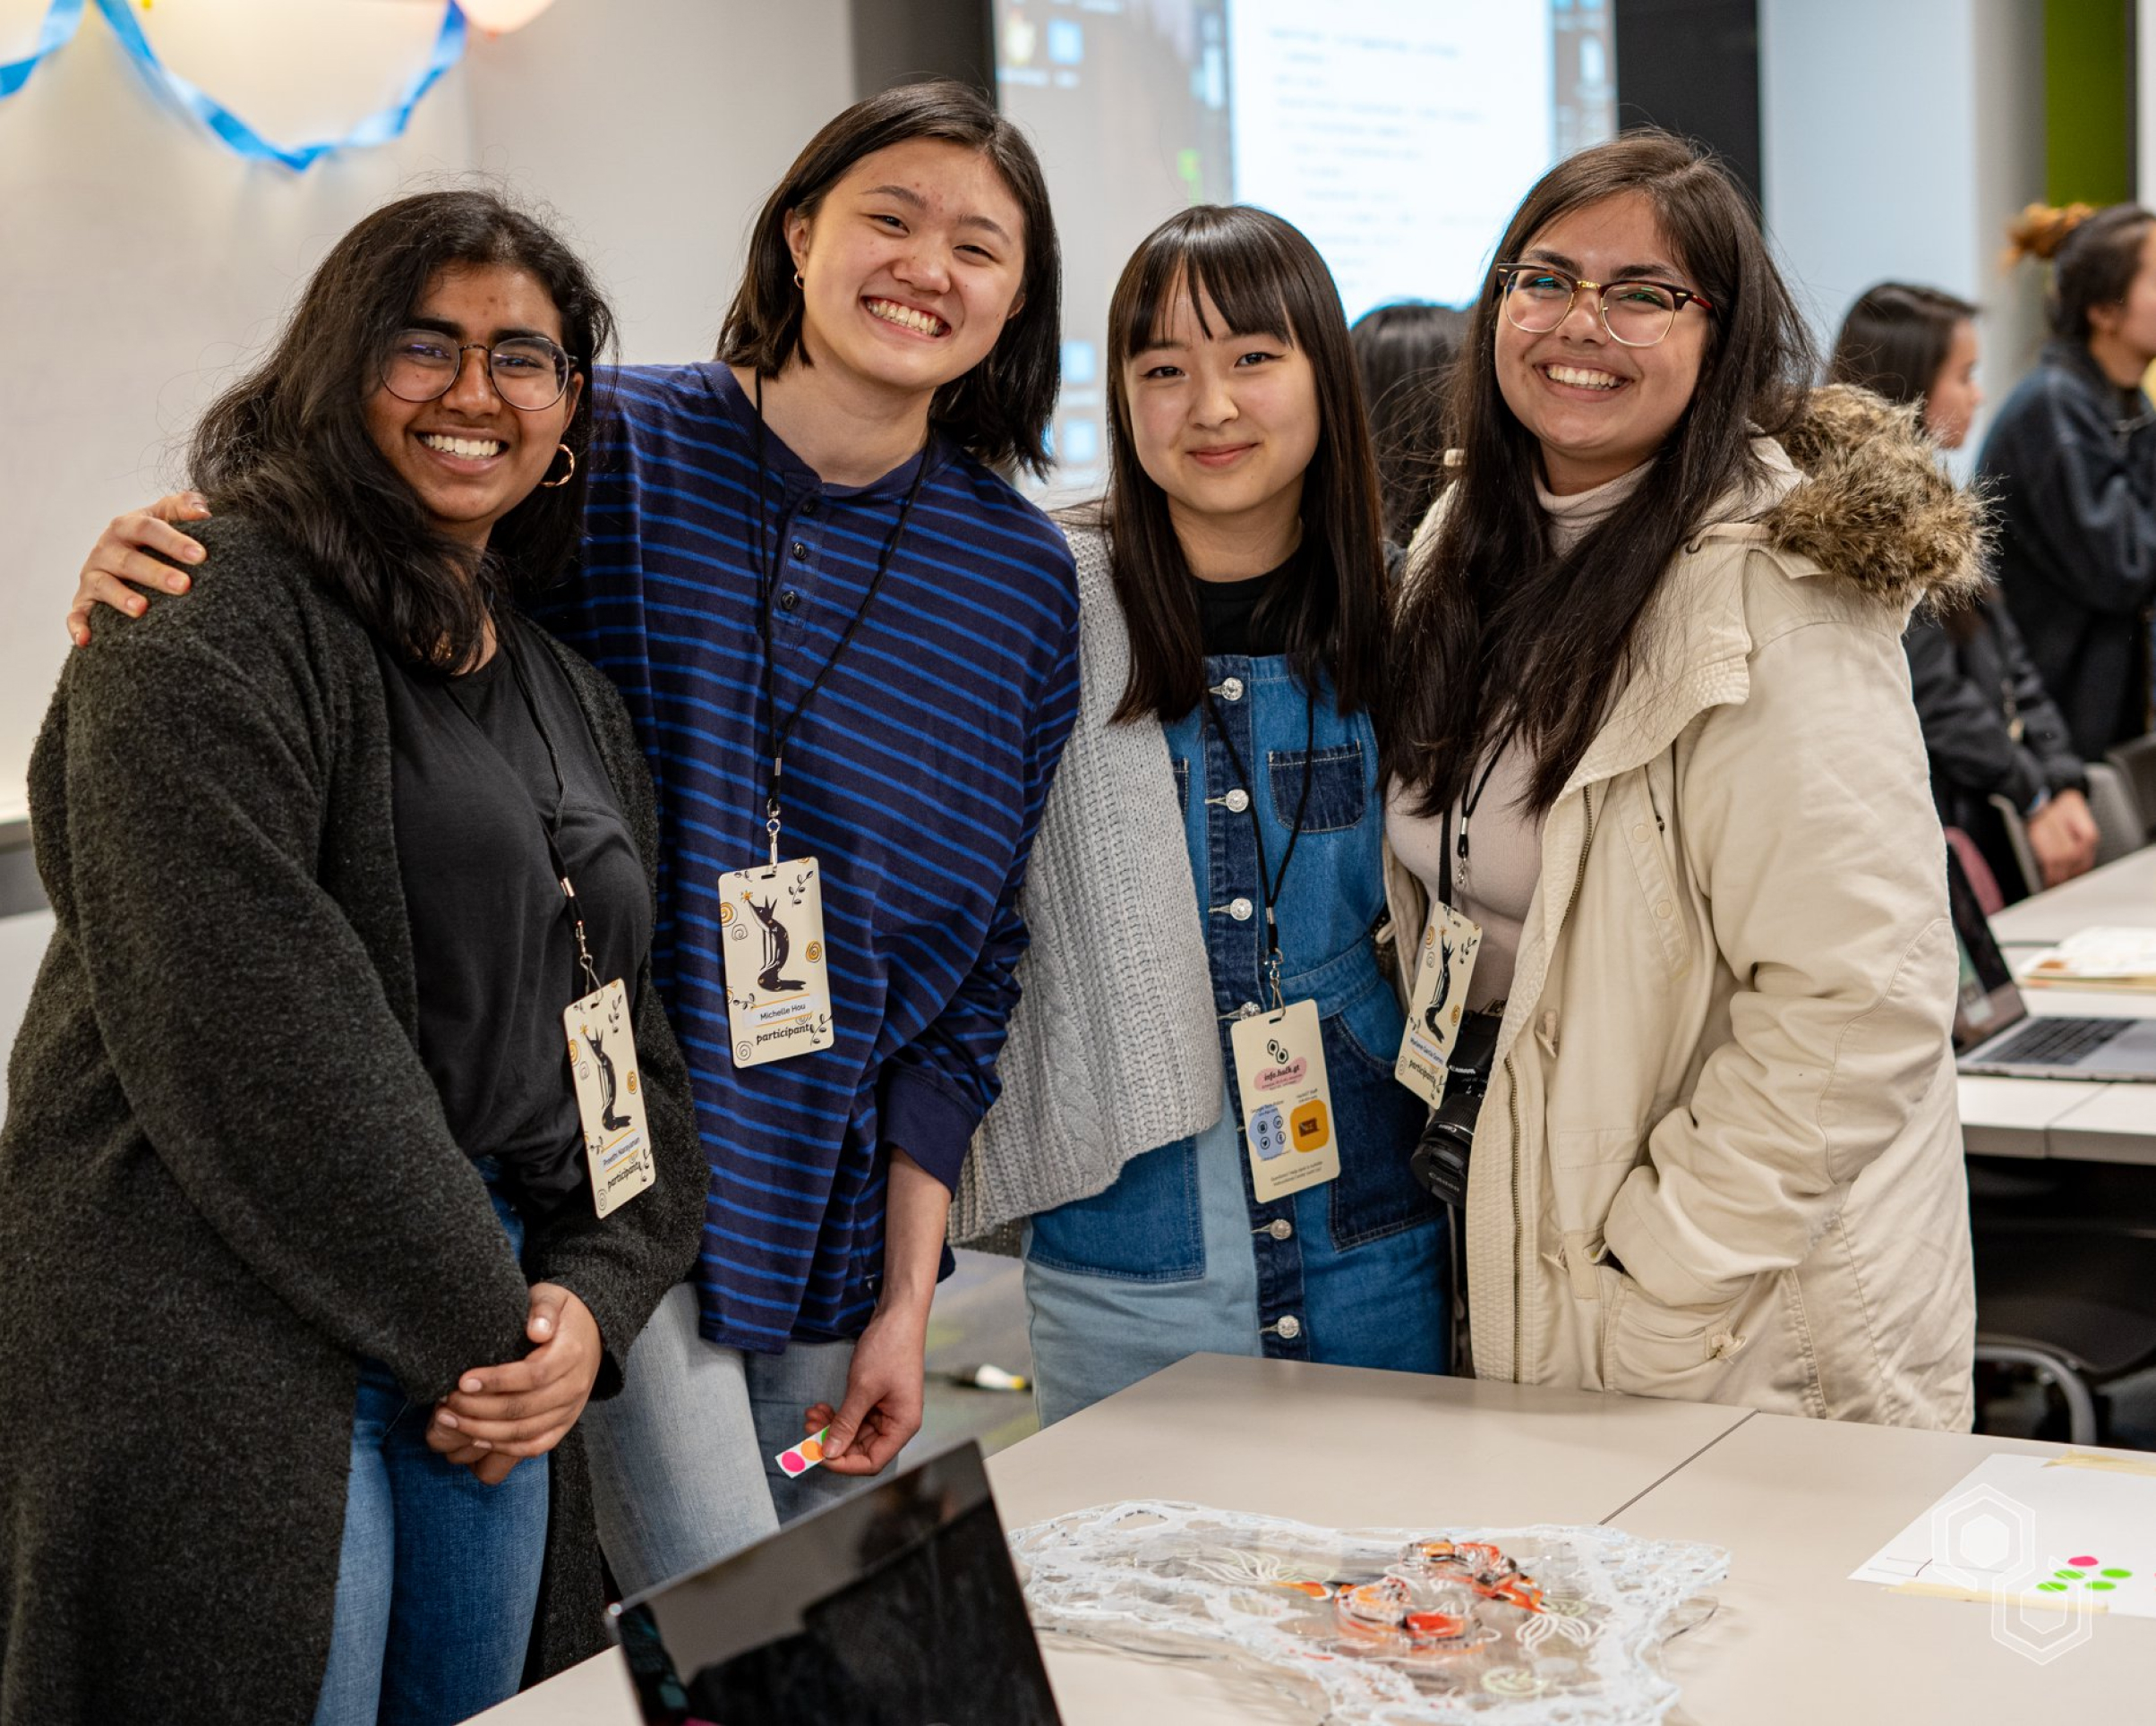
[793,269,805,289]
[539,443,576,489]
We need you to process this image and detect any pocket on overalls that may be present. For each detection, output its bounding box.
[1322,973,1440,1250]
[1267,742,1365,833]
[1026,1136,1207,1282]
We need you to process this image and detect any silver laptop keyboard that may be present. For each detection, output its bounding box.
[1984,1016,2128,1065]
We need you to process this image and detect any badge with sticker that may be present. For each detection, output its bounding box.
[1228,999,1340,1200]
[717,856,835,1068]
[1395,901,1483,1108]
[562,978,655,1218]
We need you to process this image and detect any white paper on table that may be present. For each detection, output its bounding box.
[1850,1452,2156,1615]
[2023,926,2156,982]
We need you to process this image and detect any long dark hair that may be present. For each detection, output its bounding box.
[717,81,1062,477]
[2006,201,2156,341]
[1352,301,1468,543]
[1103,205,1388,724]
[1828,282,1976,415]
[189,188,612,670]
[1386,131,1815,816]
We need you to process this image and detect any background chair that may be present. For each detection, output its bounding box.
[2104,732,2156,843]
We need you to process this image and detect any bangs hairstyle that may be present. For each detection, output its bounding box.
[2005,201,2156,342]
[188,187,612,671]
[1828,282,1977,417]
[718,81,1062,477]
[1386,130,1815,818]
[1103,204,1388,724]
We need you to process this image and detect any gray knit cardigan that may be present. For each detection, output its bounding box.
[956,525,1222,1244]
[0,516,708,1725]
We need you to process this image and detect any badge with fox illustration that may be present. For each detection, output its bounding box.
[563,977,655,1217]
[716,856,837,1067]
[1395,901,1482,1108]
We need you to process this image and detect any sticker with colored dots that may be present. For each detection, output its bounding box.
[775,1426,829,1478]
[2035,1556,2135,1594]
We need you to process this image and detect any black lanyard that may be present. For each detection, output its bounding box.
[1202,678,1317,1009]
[748,373,929,866]
[1439,750,1503,910]
[447,623,603,1001]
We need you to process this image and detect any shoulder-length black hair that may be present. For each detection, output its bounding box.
[189,187,612,671]
[2006,201,2156,342]
[1828,281,1977,416]
[1103,204,1388,724]
[717,81,1061,478]
[1386,130,1816,817]
[1351,300,1469,543]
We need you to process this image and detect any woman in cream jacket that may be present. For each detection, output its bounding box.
[1385,133,1981,1430]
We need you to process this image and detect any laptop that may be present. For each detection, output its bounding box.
[1950,846,2156,1081]
[607,1440,1063,1726]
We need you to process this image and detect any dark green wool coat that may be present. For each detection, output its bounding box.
[0,516,708,1725]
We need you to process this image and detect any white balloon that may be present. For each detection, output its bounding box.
[459,0,558,33]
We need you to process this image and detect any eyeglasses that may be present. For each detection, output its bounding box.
[1493,262,1716,347]
[381,329,577,411]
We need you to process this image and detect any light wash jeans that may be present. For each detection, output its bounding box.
[313,1184,548,1726]
[580,1281,862,1597]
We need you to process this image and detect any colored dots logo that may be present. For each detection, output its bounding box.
[2036,1556,2133,1594]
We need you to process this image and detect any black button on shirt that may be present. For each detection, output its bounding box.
[378,613,653,1214]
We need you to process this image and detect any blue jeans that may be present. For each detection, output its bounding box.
[580,1282,864,1597]
[312,1183,549,1726]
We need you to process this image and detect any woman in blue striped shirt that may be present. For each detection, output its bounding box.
[65,83,1081,1594]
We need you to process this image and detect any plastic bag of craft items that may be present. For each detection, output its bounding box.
[1008,1500,1726,1724]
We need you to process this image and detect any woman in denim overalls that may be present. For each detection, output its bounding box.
[1019,208,1447,1423]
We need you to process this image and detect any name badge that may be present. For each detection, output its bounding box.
[563,978,654,1218]
[1395,901,1483,1107]
[717,855,836,1067]
[1228,998,1340,1200]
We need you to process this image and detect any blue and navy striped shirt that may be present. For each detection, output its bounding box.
[535,363,1080,1352]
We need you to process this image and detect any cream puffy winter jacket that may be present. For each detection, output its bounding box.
[1388,387,1984,1430]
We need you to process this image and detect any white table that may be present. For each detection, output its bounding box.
[1988,848,2156,946]
[1612,1413,2156,1720]
[475,1356,2154,1723]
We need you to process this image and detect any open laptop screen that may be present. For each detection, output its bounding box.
[609,1440,1062,1726]
[1946,844,2027,1053]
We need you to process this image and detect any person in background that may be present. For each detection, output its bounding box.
[0,191,705,1726]
[1831,282,2097,896]
[63,82,1081,1597]
[962,207,1446,1424]
[1384,132,1980,1429]
[1351,300,1469,548]
[1980,202,2156,760]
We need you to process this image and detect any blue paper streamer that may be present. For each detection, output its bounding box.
[0,0,86,100]
[90,0,467,172]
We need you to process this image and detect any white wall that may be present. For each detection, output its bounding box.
[0,0,854,818]
[1759,0,2046,472]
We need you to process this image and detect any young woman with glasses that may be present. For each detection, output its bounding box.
[1382,132,1981,1428]
[0,191,707,1726]
[59,84,1080,1594]
[959,207,1446,1423]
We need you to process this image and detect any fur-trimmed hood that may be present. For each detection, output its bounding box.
[1719,382,1989,612]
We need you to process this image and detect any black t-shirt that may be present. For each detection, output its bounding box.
[1191,540,1305,656]
[379,611,652,1214]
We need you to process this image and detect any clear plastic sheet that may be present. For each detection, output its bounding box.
[1010,1500,1728,1724]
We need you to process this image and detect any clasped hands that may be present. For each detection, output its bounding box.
[426,1282,602,1487]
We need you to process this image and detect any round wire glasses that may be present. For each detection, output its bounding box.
[381,329,576,411]
[1493,262,1716,348]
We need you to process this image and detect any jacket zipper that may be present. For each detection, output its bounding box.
[1510,782,1600,1378]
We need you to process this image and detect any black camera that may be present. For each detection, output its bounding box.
[1409,1009,1502,1208]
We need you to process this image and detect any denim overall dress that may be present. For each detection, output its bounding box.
[1022,654,1448,1424]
